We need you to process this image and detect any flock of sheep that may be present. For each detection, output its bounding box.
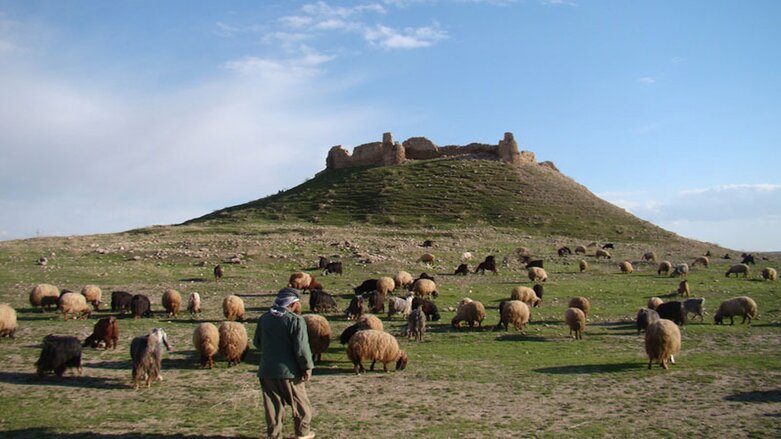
[0,240,776,387]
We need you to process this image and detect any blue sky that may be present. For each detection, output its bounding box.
[0,1,779,250]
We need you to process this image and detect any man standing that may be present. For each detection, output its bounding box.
[254,288,315,439]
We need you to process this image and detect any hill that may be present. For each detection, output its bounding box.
[188,157,678,243]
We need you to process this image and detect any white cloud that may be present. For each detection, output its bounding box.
[222,48,335,78]
[301,2,387,18]
[671,57,685,64]
[638,76,656,85]
[364,24,447,49]
[600,184,781,251]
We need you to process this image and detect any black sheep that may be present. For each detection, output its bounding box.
[353,279,379,295]
[111,291,133,313]
[309,290,338,313]
[741,254,756,265]
[323,261,343,276]
[36,335,83,378]
[367,291,385,314]
[525,259,544,269]
[344,296,364,320]
[656,301,686,326]
[454,264,469,275]
[533,284,544,301]
[411,297,440,321]
[130,294,152,319]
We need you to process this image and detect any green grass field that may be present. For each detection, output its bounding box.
[0,222,779,438]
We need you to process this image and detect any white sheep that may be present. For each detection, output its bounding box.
[461,251,474,262]
[80,285,102,310]
[192,323,219,369]
[388,294,414,319]
[527,267,548,282]
[761,267,777,281]
[29,284,60,311]
[347,329,408,374]
[303,314,331,364]
[510,286,540,307]
[393,271,414,290]
[187,292,202,318]
[579,259,588,273]
[58,292,92,320]
[376,277,395,295]
[657,261,672,275]
[647,297,663,310]
[412,279,438,298]
[595,249,612,259]
[619,261,634,273]
[568,296,591,318]
[222,295,245,322]
[725,264,750,278]
[714,296,758,325]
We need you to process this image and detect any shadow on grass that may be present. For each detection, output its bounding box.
[495,334,550,342]
[178,278,207,283]
[0,371,126,389]
[725,389,781,403]
[533,362,643,375]
[0,428,248,439]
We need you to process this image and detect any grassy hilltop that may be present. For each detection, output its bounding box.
[0,158,779,438]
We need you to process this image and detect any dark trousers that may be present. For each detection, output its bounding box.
[259,377,313,439]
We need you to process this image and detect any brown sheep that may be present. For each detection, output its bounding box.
[496,300,530,332]
[376,277,395,296]
[714,296,758,325]
[725,264,750,278]
[510,286,540,307]
[288,272,312,290]
[761,267,777,281]
[84,316,119,349]
[412,279,438,298]
[303,314,331,364]
[565,307,586,340]
[452,300,486,329]
[346,329,408,374]
[80,285,102,311]
[222,295,245,322]
[595,249,612,259]
[619,261,634,273]
[645,319,681,370]
[162,289,182,318]
[527,267,548,282]
[575,245,587,255]
[579,259,588,273]
[677,280,690,298]
[642,251,657,262]
[657,261,672,276]
[393,271,414,290]
[193,323,219,369]
[416,253,435,265]
[568,296,591,318]
[647,297,663,310]
[218,321,249,367]
[692,256,709,268]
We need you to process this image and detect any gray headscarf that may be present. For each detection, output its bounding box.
[270,287,301,317]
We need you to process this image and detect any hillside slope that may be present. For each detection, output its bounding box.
[187,158,676,243]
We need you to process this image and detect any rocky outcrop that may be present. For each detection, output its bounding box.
[325,131,553,171]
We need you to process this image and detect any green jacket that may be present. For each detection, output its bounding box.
[253,309,313,379]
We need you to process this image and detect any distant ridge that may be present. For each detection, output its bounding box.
[186,137,679,243]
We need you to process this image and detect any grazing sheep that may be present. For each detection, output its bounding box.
[461,252,474,261]
[303,314,331,364]
[219,321,249,367]
[683,298,705,322]
[413,272,436,284]
[130,328,172,389]
[645,319,681,370]
[412,279,438,298]
[452,300,486,329]
[322,261,343,276]
[214,264,224,281]
[339,314,383,345]
[454,264,469,275]
[388,294,414,319]
[533,284,544,302]
[527,267,548,283]
[619,261,634,273]
[288,272,313,290]
[344,296,365,320]
[496,300,530,332]
[636,308,660,335]
[595,249,612,259]
[307,276,323,292]
[222,295,245,322]
[80,285,102,311]
[565,307,586,340]
[130,294,152,319]
[671,263,689,278]
[475,256,498,274]
[678,280,691,298]
[741,254,756,265]
[0,304,18,339]
[29,284,60,311]
[192,323,219,369]
[187,292,202,318]
[525,259,544,269]
[416,253,435,265]
[656,301,686,326]
[393,271,413,290]
[558,246,572,257]
[510,286,540,308]
[421,239,434,247]
[309,290,339,313]
[347,329,408,374]
[725,264,750,278]
[761,267,778,281]
[579,259,588,273]
[411,297,440,321]
[692,256,709,268]
[647,297,663,310]
[318,256,329,271]
[354,279,379,295]
[111,291,133,314]
[58,292,92,320]
[602,243,615,249]
[714,296,758,325]
[406,305,426,341]
[162,289,182,318]
[376,277,395,296]
[367,291,385,314]
[575,245,587,255]
[568,297,591,318]
[36,335,83,378]
[642,251,657,262]
[84,316,119,349]
[657,261,672,276]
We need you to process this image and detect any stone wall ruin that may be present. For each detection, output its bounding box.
[325,132,551,171]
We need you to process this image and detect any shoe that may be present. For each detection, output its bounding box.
[296,432,315,439]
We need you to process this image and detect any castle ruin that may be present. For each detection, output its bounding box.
[325,132,557,171]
